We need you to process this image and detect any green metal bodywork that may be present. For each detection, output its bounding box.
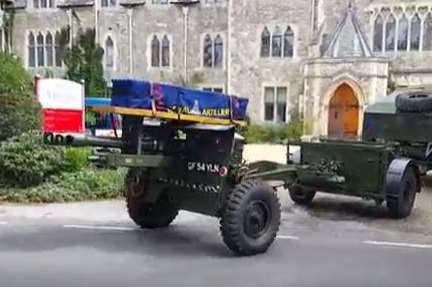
[292,141,393,200]
[119,120,239,217]
[363,92,432,169]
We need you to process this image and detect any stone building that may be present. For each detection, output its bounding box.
[2,0,432,138]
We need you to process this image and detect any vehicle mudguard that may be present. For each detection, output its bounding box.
[385,158,421,198]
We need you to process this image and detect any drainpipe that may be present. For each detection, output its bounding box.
[227,0,232,94]
[128,8,134,74]
[67,9,73,48]
[182,6,189,82]
[94,0,99,44]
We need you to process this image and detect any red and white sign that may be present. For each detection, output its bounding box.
[36,78,85,134]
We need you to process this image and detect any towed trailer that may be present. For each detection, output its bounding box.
[280,89,432,218]
[44,81,424,255]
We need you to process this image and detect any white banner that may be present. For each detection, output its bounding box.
[38,79,84,110]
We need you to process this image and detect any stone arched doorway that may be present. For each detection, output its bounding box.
[328,83,359,138]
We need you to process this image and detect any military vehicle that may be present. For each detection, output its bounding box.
[44,82,427,256]
[45,79,284,256]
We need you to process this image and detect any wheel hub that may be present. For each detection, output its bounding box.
[244,201,271,239]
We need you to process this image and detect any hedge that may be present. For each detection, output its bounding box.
[243,122,303,144]
[0,168,126,203]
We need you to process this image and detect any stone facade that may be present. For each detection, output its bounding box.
[3,0,432,137]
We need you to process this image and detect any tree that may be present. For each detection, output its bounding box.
[0,53,41,141]
[64,28,106,97]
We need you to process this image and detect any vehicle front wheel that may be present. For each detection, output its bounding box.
[289,185,316,205]
[220,180,281,256]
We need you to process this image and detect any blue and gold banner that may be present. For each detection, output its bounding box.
[111,79,248,121]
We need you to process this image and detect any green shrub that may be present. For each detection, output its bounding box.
[0,95,41,142]
[0,53,34,98]
[0,131,69,188]
[0,168,126,203]
[0,53,40,141]
[64,147,91,172]
[243,121,304,144]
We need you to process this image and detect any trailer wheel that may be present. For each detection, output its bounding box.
[125,170,178,229]
[289,185,316,205]
[220,180,281,256]
[386,162,419,219]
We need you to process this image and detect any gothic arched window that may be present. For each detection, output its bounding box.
[423,13,432,50]
[45,32,53,66]
[272,26,282,57]
[203,34,213,67]
[214,34,223,67]
[161,35,170,67]
[398,14,409,51]
[105,36,114,68]
[410,13,421,51]
[37,32,44,67]
[151,35,160,67]
[283,26,294,57]
[373,15,384,52]
[28,32,36,67]
[385,14,396,52]
[260,27,270,57]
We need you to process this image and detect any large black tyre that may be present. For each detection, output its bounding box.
[220,180,281,256]
[289,185,316,205]
[396,92,432,113]
[387,166,418,219]
[125,170,178,229]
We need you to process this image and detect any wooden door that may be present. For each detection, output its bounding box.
[328,84,359,138]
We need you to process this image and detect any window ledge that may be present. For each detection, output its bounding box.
[27,8,59,12]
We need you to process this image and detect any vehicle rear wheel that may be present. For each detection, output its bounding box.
[125,169,178,228]
[220,180,281,256]
[387,166,418,219]
[289,185,316,205]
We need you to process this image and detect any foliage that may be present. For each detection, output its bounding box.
[0,130,125,202]
[64,28,106,97]
[64,147,91,172]
[0,168,126,203]
[0,53,40,141]
[0,53,33,97]
[0,132,70,187]
[0,95,41,142]
[243,121,304,144]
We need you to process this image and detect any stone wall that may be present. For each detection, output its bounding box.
[8,0,432,127]
[229,0,312,123]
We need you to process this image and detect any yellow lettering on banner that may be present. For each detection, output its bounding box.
[202,108,230,117]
